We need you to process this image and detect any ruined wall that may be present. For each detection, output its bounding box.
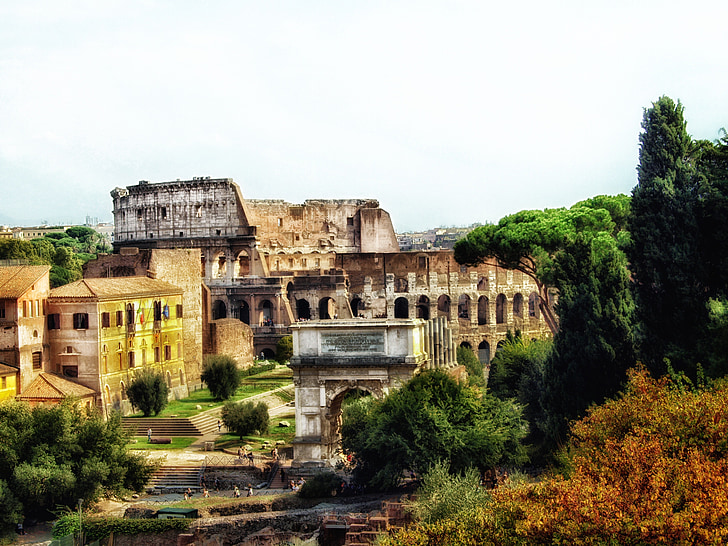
[209,318,255,367]
[111,178,253,247]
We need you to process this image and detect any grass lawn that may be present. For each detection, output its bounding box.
[128,437,198,450]
[125,363,293,419]
[215,409,296,454]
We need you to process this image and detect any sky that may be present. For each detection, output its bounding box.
[1,1,727,233]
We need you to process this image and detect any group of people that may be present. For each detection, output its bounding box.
[289,477,306,491]
[237,446,255,466]
[233,484,254,497]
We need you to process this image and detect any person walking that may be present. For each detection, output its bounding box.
[147,428,152,442]
[217,419,222,432]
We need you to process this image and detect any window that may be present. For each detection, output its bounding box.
[137,208,143,220]
[347,217,354,226]
[116,310,124,326]
[32,351,42,370]
[73,313,89,330]
[196,206,202,218]
[0,306,5,319]
[22,301,28,317]
[161,206,167,219]
[126,304,134,325]
[101,312,110,328]
[154,300,162,321]
[1,377,6,389]
[48,314,60,329]
[419,256,428,269]
[128,351,135,368]
[277,218,283,227]
[164,345,171,361]
[154,346,160,363]
[176,304,183,318]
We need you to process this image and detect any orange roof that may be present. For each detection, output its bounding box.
[17,373,96,401]
[49,276,182,301]
[0,363,18,376]
[0,265,50,299]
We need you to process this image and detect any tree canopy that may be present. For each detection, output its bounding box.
[341,369,527,490]
[0,399,156,532]
[201,355,241,400]
[126,369,169,417]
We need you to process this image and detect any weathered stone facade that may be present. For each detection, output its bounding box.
[110,178,551,362]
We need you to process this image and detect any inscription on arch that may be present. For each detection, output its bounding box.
[321,331,385,354]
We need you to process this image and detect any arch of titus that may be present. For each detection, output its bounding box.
[288,317,455,468]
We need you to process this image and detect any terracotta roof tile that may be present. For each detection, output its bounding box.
[0,265,50,299]
[0,363,18,376]
[49,276,182,301]
[17,373,96,401]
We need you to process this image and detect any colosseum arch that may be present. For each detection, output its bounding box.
[478,296,489,325]
[478,340,491,364]
[416,295,430,319]
[528,292,540,318]
[212,299,227,320]
[211,251,227,278]
[297,298,311,320]
[437,294,450,318]
[319,297,336,319]
[513,293,524,319]
[234,249,250,277]
[394,297,409,318]
[458,294,471,320]
[239,301,250,324]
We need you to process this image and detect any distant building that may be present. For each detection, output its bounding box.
[0,363,19,402]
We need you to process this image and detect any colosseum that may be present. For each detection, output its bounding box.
[110,177,551,364]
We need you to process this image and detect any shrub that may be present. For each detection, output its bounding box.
[456,345,485,387]
[275,335,293,363]
[201,355,241,400]
[126,369,169,417]
[221,401,269,440]
[298,472,342,498]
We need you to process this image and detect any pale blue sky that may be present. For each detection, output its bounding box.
[1,1,727,231]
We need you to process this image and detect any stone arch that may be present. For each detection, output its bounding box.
[437,294,450,317]
[234,249,250,277]
[458,294,470,320]
[496,339,506,353]
[212,299,227,320]
[211,251,227,278]
[478,340,491,363]
[259,299,273,324]
[513,293,524,319]
[239,301,250,324]
[297,298,311,320]
[477,296,489,325]
[394,297,409,318]
[260,347,276,360]
[528,292,540,318]
[319,297,336,320]
[120,380,127,400]
[459,341,472,350]
[394,277,408,293]
[351,297,363,318]
[416,295,430,319]
[495,294,507,324]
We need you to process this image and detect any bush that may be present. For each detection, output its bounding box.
[221,400,269,440]
[126,369,169,416]
[201,355,241,400]
[241,362,276,377]
[275,335,293,363]
[298,472,342,498]
[457,345,485,387]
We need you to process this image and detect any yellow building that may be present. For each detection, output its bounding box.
[0,363,19,402]
[47,276,186,417]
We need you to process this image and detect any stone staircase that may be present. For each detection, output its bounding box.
[122,417,203,437]
[149,465,204,494]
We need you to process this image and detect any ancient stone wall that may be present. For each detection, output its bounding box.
[209,318,255,368]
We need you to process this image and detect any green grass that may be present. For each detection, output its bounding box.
[128,437,198,450]
[215,409,296,453]
[125,364,293,419]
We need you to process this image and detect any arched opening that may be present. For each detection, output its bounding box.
[496,340,506,353]
[120,381,127,400]
[458,294,470,320]
[477,276,489,291]
[239,301,250,324]
[166,371,172,388]
[259,300,273,325]
[211,251,227,278]
[437,295,451,317]
[416,295,430,319]
[394,297,409,318]
[513,293,524,319]
[477,296,489,325]
[297,298,311,320]
[319,297,336,320]
[260,347,276,360]
[459,341,472,350]
[212,300,227,320]
[478,340,491,363]
[495,294,507,324]
[234,250,250,277]
[528,292,540,318]
[351,297,363,318]
[329,387,375,457]
[394,277,408,293]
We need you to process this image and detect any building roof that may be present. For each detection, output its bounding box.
[0,363,18,376]
[17,373,96,401]
[0,265,50,299]
[49,276,183,301]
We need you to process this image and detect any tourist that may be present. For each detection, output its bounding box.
[233,485,240,498]
[203,487,209,498]
[217,419,222,432]
[147,428,152,442]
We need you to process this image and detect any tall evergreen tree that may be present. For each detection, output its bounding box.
[627,96,705,377]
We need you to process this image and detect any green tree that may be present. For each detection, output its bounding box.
[126,369,169,417]
[201,355,241,400]
[341,369,527,490]
[0,400,155,530]
[456,345,485,387]
[221,400,269,440]
[627,96,704,378]
[275,335,293,364]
